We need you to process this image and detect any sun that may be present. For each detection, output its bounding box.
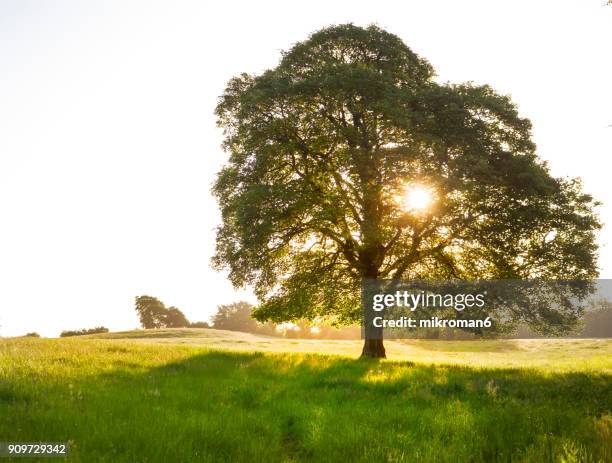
[402,184,435,212]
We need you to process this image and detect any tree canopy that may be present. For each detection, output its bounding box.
[134,296,190,329]
[165,307,191,328]
[213,24,600,356]
[211,301,259,333]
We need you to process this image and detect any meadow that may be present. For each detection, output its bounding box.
[1,329,611,462]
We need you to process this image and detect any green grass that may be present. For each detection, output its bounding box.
[1,332,611,462]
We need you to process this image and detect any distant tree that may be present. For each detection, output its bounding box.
[134,295,195,329]
[165,306,190,328]
[189,321,211,328]
[281,320,314,339]
[60,326,109,337]
[24,332,40,338]
[212,302,259,332]
[581,300,612,338]
[256,320,278,336]
[135,296,168,329]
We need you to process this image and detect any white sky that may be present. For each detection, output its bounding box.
[1,1,611,337]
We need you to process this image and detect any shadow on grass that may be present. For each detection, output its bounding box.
[2,347,611,462]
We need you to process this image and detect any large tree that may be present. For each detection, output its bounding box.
[213,24,600,357]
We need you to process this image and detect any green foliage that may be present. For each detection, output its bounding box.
[59,327,109,337]
[23,332,40,338]
[165,307,190,328]
[214,24,600,333]
[212,301,259,332]
[1,338,610,462]
[135,295,168,329]
[134,296,191,329]
[210,302,280,335]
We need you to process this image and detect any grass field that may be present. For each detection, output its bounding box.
[1,329,611,462]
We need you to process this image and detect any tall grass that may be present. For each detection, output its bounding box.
[1,337,611,462]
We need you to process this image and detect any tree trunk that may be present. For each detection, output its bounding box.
[357,148,386,358]
[361,337,386,358]
[360,277,386,358]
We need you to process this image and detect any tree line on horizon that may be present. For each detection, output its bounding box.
[134,296,612,339]
[15,294,612,339]
[134,296,360,339]
[60,326,109,337]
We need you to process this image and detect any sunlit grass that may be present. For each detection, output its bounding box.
[1,335,611,462]
[88,328,612,373]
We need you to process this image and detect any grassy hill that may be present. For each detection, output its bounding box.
[1,331,611,462]
[87,327,612,372]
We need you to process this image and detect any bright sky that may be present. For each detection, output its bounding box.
[1,1,611,337]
